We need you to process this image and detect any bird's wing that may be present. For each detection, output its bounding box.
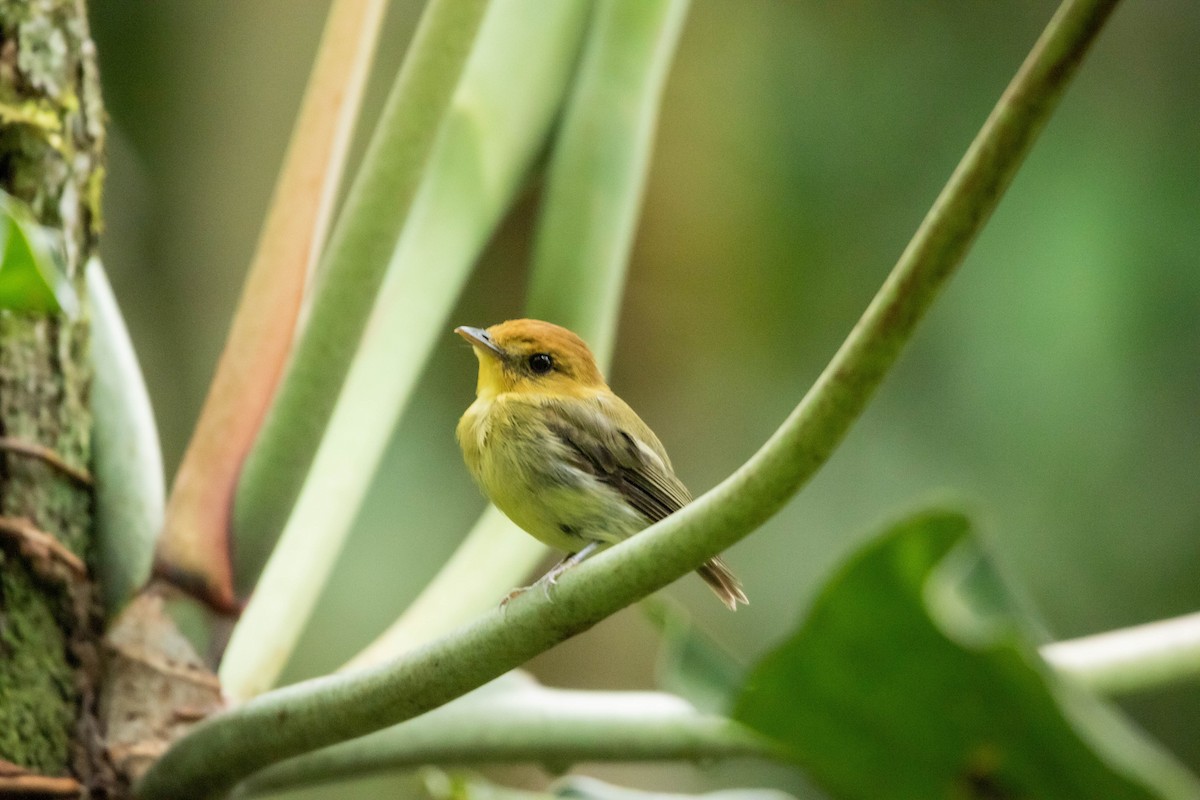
[545,394,692,523]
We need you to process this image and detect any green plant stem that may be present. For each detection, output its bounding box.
[346,0,689,671]
[527,0,691,365]
[88,259,165,617]
[344,507,542,670]
[234,682,768,797]
[248,576,1200,799]
[135,1,1118,797]
[1042,611,1200,696]
[235,605,1200,799]
[157,0,387,613]
[219,0,591,703]
[231,0,489,571]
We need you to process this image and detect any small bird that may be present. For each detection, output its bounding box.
[455,318,747,610]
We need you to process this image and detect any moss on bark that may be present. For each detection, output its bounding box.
[0,550,76,771]
[0,0,104,780]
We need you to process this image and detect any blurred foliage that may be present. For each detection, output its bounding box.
[90,0,1199,796]
[421,771,798,800]
[735,509,1200,800]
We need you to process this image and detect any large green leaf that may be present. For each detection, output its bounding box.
[734,510,1200,800]
[0,190,77,315]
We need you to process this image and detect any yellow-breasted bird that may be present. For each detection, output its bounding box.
[455,318,747,610]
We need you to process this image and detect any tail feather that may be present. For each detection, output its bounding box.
[696,556,748,611]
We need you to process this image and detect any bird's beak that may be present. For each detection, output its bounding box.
[454,326,505,358]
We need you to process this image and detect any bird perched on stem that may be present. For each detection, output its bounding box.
[455,318,747,610]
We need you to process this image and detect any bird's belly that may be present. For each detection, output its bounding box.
[475,427,645,553]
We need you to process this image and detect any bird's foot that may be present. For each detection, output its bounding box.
[500,542,603,613]
[537,571,563,601]
[499,585,530,615]
[497,568,567,613]
[534,547,589,600]
[541,541,601,590]
[540,561,570,590]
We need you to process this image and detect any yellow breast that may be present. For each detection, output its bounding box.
[456,395,643,553]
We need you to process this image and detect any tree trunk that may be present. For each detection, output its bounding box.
[0,0,107,792]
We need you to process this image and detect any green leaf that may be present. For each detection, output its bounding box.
[88,259,165,617]
[642,597,745,714]
[734,509,1200,800]
[0,190,77,315]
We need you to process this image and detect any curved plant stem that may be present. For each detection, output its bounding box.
[234,681,768,797]
[230,0,490,585]
[526,0,691,366]
[251,620,1200,797]
[219,0,590,703]
[346,0,690,671]
[1042,611,1200,696]
[156,0,387,612]
[135,1,1119,797]
[344,507,541,670]
[88,259,165,616]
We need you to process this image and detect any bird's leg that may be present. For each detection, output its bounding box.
[537,541,602,599]
[498,587,525,614]
[500,542,604,611]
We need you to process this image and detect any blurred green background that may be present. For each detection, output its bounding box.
[89,1,1199,797]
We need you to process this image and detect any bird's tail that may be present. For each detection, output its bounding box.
[696,556,748,611]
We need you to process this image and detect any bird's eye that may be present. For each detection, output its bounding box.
[528,353,553,374]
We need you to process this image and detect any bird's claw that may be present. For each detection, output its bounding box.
[499,550,590,614]
[498,586,529,616]
[538,564,572,598]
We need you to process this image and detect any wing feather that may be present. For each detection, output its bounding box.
[545,395,691,524]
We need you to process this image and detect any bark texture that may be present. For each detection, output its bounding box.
[0,0,105,787]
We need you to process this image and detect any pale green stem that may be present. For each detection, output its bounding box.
[526,0,691,365]
[1042,611,1200,696]
[234,681,768,797]
[219,0,592,701]
[230,0,490,575]
[239,608,1200,797]
[135,1,1118,797]
[156,0,387,614]
[243,610,1200,797]
[192,0,386,606]
[344,508,542,671]
[88,258,164,617]
[346,0,690,670]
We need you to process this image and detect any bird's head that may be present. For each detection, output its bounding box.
[455,319,607,399]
